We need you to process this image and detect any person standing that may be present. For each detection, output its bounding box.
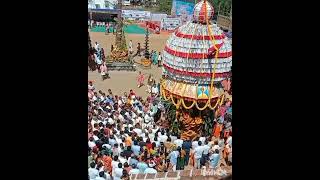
[94,52,102,73]
[146,74,154,93]
[168,148,179,171]
[105,23,109,35]
[158,52,162,67]
[88,162,99,180]
[129,40,133,55]
[94,42,100,52]
[135,43,141,57]
[194,141,203,169]
[209,149,220,169]
[152,51,158,65]
[137,71,145,88]
[182,139,192,166]
[100,62,108,80]
[111,45,114,52]
[176,146,186,170]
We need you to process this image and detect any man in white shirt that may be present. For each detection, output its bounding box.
[119,152,128,164]
[199,136,206,145]
[202,140,210,164]
[192,137,200,150]
[88,162,99,180]
[88,137,96,149]
[174,134,183,148]
[159,131,168,143]
[194,141,204,169]
[95,171,110,180]
[212,140,220,152]
[111,156,120,177]
[133,127,142,136]
[151,84,159,96]
[129,40,133,54]
[144,113,153,124]
[95,42,100,52]
[114,163,123,180]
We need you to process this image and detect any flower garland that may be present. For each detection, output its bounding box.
[181,99,196,109]
[170,93,181,108]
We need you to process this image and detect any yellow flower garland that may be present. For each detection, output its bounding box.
[181,99,196,109]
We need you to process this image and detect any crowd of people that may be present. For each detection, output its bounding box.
[88,80,232,180]
[88,42,109,80]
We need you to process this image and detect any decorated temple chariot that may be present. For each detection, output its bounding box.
[161,0,232,140]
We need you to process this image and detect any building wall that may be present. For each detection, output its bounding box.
[88,0,117,9]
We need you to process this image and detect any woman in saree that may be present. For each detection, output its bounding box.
[152,51,158,65]
[137,71,145,88]
[213,122,223,138]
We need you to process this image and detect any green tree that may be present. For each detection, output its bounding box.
[158,0,172,14]
[208,0,231,16]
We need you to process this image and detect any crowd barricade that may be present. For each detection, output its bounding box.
[129,169,230,180]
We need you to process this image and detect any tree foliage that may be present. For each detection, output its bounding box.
[158,0,173,14]
[208,0,232,16]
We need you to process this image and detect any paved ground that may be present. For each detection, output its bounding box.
[89,31,169,98]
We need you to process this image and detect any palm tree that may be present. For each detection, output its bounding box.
[161,99,177,128]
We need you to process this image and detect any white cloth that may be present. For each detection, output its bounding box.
[114,168,123,180]
[88,167,99,180]
[174,139,183,148]
[151,86,159,94]
[129,168,140,175]
[194,145,204,159]
[159,135,168,143]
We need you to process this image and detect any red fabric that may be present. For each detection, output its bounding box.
[164,45,232,59]
[163,63,231,78]
[175,31,225,40]
[199,1,206,23]
[146,143,153,150]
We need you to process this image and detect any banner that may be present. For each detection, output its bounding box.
[151,13,168,21]
[161,18,181,30]
[171,0,195,23]
[121,10,151,20]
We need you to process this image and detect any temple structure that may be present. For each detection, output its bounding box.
[161,0,232,140]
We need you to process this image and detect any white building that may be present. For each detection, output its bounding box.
[88,0,118,9]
